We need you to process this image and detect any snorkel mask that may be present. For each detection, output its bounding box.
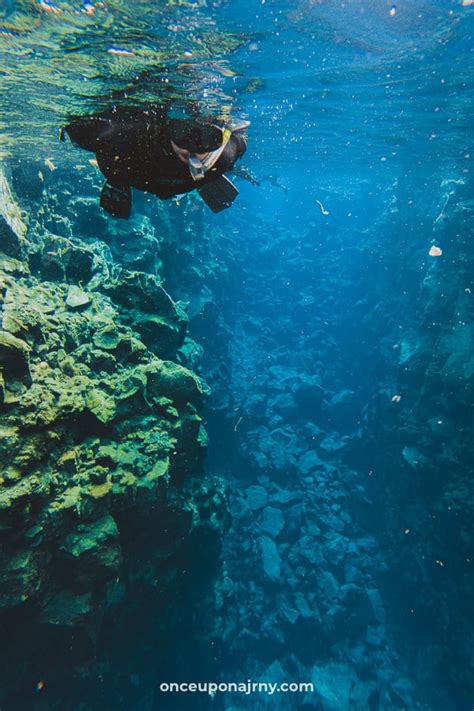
[170,118,249,181]
[188,155,207,181]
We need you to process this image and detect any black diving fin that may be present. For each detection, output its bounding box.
[197,175,239,213]
[100,181,132,219]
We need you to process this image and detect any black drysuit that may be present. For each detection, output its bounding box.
[64,105,247,217]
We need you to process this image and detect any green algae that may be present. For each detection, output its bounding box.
[86,388,116,424]
[0,164,232,705]
[0,171,211,637]
[61,514,118,558]
[0,549,43,608]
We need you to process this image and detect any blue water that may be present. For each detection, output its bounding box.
[0,0,473,709]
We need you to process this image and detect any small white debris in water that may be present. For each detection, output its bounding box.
[316,199,329,216]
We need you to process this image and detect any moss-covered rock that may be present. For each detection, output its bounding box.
[0,167,229,709]
[60,515,121,590]
[0,549,44,608]
[146,360,205,406]
[101,268,188,357]
[0,330,31,380]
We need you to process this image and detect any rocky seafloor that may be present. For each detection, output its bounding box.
[166,167,474,711]
[0,158,473,711]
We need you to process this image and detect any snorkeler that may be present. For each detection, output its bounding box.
[62,104,249,218]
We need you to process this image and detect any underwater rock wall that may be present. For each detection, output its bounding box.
[0,165,228,708]
[365,173,474,703]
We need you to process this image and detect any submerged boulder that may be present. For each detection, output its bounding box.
[101,269,188,358]
[246,485,268,511]
[311,662,358,711]
[146,361,205,406]
[0,168,27,259]
[260,506,285,538]
[60,515,121,590]
[0,330,31,380]
[0,549,44,609]
[292,376,326,415]
[66,285,91,309]
[260,535,281,582]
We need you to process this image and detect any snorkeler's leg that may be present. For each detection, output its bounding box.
[100,182,132,219]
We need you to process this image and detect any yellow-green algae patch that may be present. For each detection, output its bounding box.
[0,184,209,642]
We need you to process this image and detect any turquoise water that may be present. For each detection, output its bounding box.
[0,1,473,709]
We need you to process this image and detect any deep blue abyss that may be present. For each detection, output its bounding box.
[0,1,472,710]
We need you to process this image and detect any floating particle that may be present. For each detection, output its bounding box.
[389,4,397,16]
[234,416,243,432]
[391,394,401,402]
[429,245,443,257]
[315,199,329,216]
[107,47,134,56]
[183,50,193,57]
[435,560,444,567]
[404,529,410,534]
[36,680,45,692]
[44,158,56,171]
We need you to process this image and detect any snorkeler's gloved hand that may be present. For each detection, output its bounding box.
[197,175,239,213]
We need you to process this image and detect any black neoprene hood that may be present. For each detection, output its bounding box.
[168,118,224,153]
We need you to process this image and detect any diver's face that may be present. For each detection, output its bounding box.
[170,140,208,164]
